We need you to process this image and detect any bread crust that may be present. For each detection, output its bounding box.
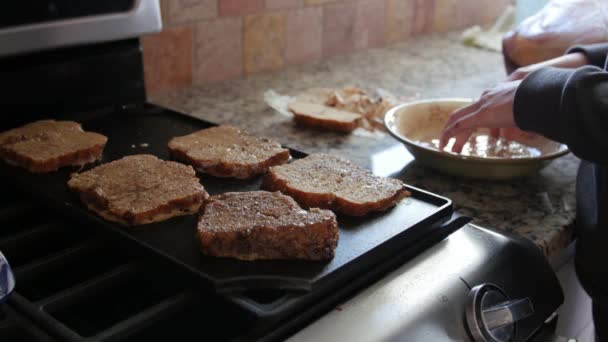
[292,112,360,133]
[0,120,107,173]
[263,154,410,216]
[168,126,290,179]
[289,101,362,133]
[68,154,208,226]
[197,191,338,261]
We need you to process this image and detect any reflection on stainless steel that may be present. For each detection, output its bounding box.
[288,226,492,342]
[418,135,542,159]
[370,144,414,177]
[0,0,162,57]
[288,224,563,342]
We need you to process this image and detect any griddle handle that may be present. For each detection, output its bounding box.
[215,216,472,294]
[433,215,472,241]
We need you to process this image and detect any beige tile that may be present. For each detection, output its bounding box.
[266,0,302,10]
[142,26,193,94]
[305,0,353,5]
[286,7,323,64]
[413,0,435,34]
[354,0,386,50]
[322,2,356,57]
[433,0,452,33]
[479,0,513,25]
[451,0,480,30]
[159,0,170,28]
[385,0,415,44]
[219,0,265,16]
[194,18,243,83]
[244,13,287,74]
[165,0,217,25]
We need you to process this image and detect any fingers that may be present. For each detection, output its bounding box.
[440,102,481,149]
[441,110,482,145]
[440,81,520,153]
[441,80,519,150]
[451,130,473,153]
[501,127,539,143]
[506,70,526,81]
[443,101,481,129]
[501,128,519,141]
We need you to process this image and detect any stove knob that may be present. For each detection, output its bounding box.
[465,284,534,342]
[0,251,15,303]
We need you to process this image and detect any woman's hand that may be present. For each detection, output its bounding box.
[440,81,521,153]
[440,52,588,153]
[507,52,589,81]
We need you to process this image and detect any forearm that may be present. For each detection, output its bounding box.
[568,43,608,68]
[507,52,589,81]
[514,66,608,164]
[508,42,608,81]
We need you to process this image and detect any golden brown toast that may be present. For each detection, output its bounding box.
[168,125,290,179]
[263,154,410,216]
[0,120,107,173]
[197,191,338,261]
[68,154,208,226]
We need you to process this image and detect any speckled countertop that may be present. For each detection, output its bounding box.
[150,32,577,259]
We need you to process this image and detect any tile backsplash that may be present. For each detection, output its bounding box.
[142,0,513,94]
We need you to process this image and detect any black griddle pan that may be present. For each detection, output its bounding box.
[0,104,453,294]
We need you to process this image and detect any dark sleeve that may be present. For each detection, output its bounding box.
[513,66,608,164]
[567,43,608,69]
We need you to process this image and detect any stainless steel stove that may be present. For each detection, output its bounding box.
[0,2,565,341]
[289,223,563,342]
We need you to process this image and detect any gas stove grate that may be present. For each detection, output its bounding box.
[0,188,256,341]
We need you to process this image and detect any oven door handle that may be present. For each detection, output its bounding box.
[0,251,15,303]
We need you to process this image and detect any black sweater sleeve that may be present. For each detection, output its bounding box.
[567,43,608,69]
[513,65,608,164]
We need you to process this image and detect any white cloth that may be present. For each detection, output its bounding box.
[461,5,516,52]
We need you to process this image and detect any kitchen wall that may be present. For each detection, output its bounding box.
[142,0,513,94]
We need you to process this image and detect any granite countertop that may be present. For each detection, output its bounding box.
[150,32,577,259]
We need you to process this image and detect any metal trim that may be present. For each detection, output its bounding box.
[0,0,162,57]
[466,283,510,342]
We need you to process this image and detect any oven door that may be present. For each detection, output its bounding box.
[0,0,161,57]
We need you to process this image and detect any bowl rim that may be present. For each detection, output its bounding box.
[384,97,570,164]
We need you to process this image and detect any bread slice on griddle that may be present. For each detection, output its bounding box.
[0,120,107,173]
[168,125,290,179]
[263,153,410,216]
[68,154,208,226]
[197,191,338,261]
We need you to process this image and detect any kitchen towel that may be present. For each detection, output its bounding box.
[461,5,516,52]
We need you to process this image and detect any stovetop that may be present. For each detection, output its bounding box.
[0,102,467,341]
[0,174,460,342]
[0,189,254,342]
[0,103,564,342]
[0,184,564,342]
